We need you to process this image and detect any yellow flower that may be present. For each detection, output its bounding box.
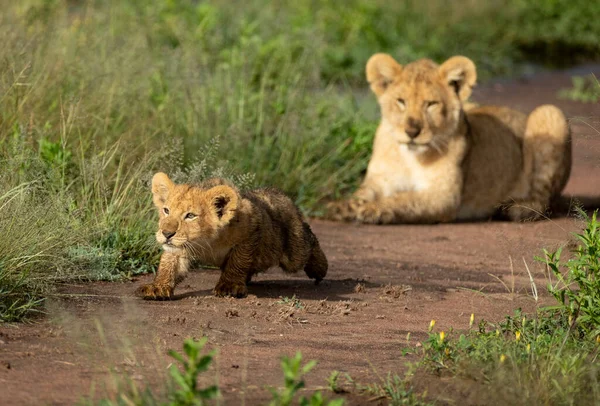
[515,331,521,341]
[526,344,531,354]
[439,331,446,343]
[596,335,600,344]
[429,320,436,332]
[469,313,475,328]
[500,354,507,363]
[496,329,500,336]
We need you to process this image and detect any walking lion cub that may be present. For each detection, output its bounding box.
[329,54,572,223]
[138,173,328,299]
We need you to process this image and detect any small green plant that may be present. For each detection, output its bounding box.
[327,371,348,394]
[166,338,219,406]
[269,352,343,406]
[38,137,73,175]
[276,295,304,309]
[90,338,218,406]
[558,75,600,103]
[359,371,432,406]
[542,210,600,337]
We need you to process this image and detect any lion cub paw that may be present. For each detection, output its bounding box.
[137,283,174,300]
[326,201,352,221]
[213,281,248,298]
[327,198,371,222]
[356,203,394,224]
[506,202,545,222]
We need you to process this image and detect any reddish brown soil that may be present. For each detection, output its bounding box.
[1,65,600,406]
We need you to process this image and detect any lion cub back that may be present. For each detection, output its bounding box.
[243,187,327,280]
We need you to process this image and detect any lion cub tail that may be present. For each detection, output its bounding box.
[302,223,328,284]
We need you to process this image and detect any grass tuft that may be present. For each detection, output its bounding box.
[411,211,600,405]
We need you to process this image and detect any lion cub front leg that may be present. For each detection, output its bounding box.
[139,252,189,300]
[356,189,460,224]
[327,185,378,221]
[214,246,252,298]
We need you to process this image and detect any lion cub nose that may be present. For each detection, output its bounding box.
[162,230,176,240]
[405,126,422,139]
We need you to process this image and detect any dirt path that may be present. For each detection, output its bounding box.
[1,65,599,406]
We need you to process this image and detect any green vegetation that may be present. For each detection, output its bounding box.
[1,0,600,322]
[166,338,220,406]
[89,337,218,406]
[559,75,600,103]
[89,342,342,406]
[268,352,344,406]
[356,372,432,406]
[276,295,305,309]
[412,212,600,405]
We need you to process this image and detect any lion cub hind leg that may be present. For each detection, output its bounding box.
[303,241,328,284]
[508,105,572,221]
[297,222,328,283]
[279,222,328,283]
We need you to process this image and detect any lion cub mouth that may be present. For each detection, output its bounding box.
[404,142,430,153]
[162,243,183,253]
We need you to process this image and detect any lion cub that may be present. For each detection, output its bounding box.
[329,53,572,223]
[138,173,328,299]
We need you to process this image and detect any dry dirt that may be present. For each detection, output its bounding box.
[1,65,600,406]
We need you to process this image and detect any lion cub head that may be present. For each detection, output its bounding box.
[366,53,476,150]
[151,173,239,253]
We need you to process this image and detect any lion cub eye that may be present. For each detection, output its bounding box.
[163,207,170,215]
[184,213,197,220]
[396,99,406,110]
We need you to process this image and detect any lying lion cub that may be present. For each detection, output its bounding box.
[329,54,572,224]
[138,173,328,299]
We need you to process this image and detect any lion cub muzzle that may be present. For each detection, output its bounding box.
[405,118,423,139]
[157,217,179,244]
[162,230,176,240]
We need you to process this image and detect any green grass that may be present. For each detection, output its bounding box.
[268,352,344,406]
[1,0,600,321]
[559,74,600,103]
[85,337,219,406]
[355,372,432,406]
[410,211,600,405]
[87,341,343,406]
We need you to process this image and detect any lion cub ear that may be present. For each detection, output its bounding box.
[366,53,403,97]
[438,56,477,102]
[205,185,239,224]
[151,172,174,208]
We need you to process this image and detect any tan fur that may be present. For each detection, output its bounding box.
[138,173,328,299]
[329,54,572,224]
